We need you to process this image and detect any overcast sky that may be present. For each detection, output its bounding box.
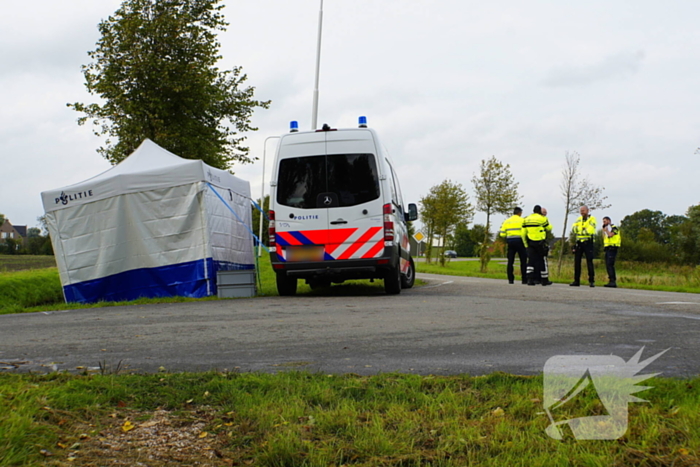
[2,0,699,236]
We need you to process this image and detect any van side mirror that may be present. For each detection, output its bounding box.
[406,203,418,222]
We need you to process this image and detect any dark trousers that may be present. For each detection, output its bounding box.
[605,247,618,283]
[527,240,549,282]
[507,239,527,282]
[574,240,595,284]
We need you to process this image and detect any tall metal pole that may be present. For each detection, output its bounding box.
[258,136,279,257]
[311,0,324,130]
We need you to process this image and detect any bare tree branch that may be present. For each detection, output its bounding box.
[556,151,611,274]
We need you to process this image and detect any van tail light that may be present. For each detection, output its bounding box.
[268,210,276,248]
[383,203,394,243]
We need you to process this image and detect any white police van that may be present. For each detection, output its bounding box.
[269,117,418,295]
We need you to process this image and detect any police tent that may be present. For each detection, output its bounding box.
[41,139,255,303]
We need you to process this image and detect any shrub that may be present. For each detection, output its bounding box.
[617,239,674,263]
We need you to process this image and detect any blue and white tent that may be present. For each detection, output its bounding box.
[41,139,254,303]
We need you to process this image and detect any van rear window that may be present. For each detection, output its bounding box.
[277,154,380,209]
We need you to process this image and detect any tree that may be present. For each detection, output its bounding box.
[556,151,611,273]
[0,213,5,225]
[452,222,471,257]
[472,156,520,272]
[406,220,416,239]
[69,0,269,170]
[420,180,474,266]
[26,236,52,255]
[675,204,700,265]
[453,223,490,257]
[619,209,667,243]
[1,238,20,255]
[419,191,438,264]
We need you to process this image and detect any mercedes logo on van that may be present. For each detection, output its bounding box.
[323,196,332,206]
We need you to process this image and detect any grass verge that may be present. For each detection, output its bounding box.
[416,258,700,294]
[0,254,421,315]
[0,268,64,314]
[0,371,698,466]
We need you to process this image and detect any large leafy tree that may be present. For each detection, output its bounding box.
[672,204,700,265]
[620,209,688,245]
[453,223,490,257]
[472,156,520,272]
[69,0,269,169]
[419,180,474,266]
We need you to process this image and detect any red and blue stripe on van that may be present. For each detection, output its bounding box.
[276,227,384,261]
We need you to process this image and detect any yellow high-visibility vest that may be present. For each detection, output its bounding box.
[499,215,524,241]
[603,224,622,248]
[521,213,552,245]
[572,215,597,242]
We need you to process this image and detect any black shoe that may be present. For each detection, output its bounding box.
[527,281,536,286]
[590,282,595,288]
[569,282,580,287]
[521,280,528,285]
[509,280,514,284]
[541,280,553,286]
[604,282,617,288]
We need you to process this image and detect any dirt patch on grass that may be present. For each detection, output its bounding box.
[51,409,242,466]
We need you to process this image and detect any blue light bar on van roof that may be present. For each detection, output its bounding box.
[290,121,299,133]
[358,116,368,128]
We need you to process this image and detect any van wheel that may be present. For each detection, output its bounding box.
[384,263,402,295]
[401,257,415,289]
[276,273,297,296]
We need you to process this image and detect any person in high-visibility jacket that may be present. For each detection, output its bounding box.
[521,205,553,286]
[570,205,597,287]
[498,207,527,284]
[602,216,621,288]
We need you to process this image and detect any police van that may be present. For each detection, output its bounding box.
[268,117,418,295]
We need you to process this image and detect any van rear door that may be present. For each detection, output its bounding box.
[324,131,385,261]
[273,136,329,263]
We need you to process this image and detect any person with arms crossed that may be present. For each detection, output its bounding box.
[602,216,621,288]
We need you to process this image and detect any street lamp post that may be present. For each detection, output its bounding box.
[311,0,324,130]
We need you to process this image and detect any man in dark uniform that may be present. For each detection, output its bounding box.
[602,216,621,288]
[498,207,527,284]
[522,205,553,286]
[570,205,597,287]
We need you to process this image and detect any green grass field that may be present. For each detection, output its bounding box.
[0,254,396,315]
[1,371,698,466]
[0,255,57,272]
[416,257,700,294]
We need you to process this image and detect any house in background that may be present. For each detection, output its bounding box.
[0,219,27,246]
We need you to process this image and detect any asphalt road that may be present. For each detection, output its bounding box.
[1,274,699,377]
